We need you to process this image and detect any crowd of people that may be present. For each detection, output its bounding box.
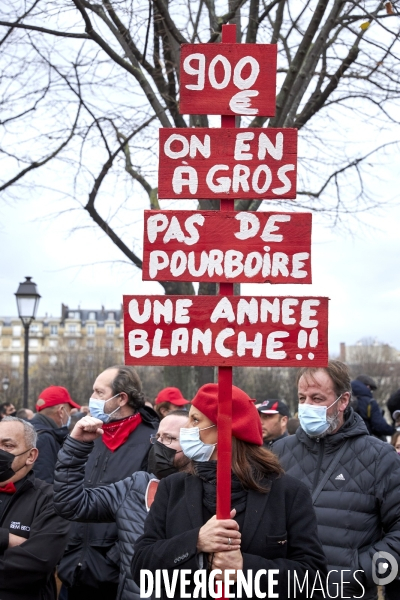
[0,362,399,600]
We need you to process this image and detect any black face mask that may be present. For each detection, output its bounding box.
[8,411,17,418]
[147,441,180,479]
[0,448,31,483]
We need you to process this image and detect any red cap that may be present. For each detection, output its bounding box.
[192,384,262,446]
[155,387,189,406]
[36,386,80,412]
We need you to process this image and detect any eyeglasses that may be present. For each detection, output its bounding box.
[150,433,178,445]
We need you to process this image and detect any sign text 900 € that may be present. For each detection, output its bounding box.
[179,44,277,117]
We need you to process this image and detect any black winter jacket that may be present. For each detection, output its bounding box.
[0,471,70,600]
[132,471,328,599]
[31,413,69,483]
[54,435,155,600]
[57,406,158,590]
[273,409,400,599]
[351,379,394,438]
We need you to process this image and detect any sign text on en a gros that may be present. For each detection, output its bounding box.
[158,128,297,200]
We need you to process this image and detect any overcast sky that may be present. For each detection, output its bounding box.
[1,151,399,357]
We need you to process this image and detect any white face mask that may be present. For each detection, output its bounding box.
[89,393,121,423]
[298,394,343,437]
[179,425,216,462]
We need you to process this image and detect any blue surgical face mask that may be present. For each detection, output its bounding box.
[298,394,343,437]
[61,408,71,429]
[179,425,216,462]
[89,393,121,423]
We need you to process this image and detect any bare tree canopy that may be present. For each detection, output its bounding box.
[1,1,399,256]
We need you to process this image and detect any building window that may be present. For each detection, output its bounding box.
[87,325,95,336]
[49,355,57,365]
[106,340,114,350]
[30,325,40,334]
[29,339,39,348]
[12,326,21,337]
[50,325,58,335]
[68,339,76,348]
[88,312,96,320]
[11,355,20,366]
[11,340,21,348]
[49,340,58,348]
[106,325,114,336]
[28,355,37,365]
[87,340,94,349]
[68,324,77,334]
[68,312,75,318]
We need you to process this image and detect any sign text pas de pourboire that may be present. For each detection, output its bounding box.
[142,210,312,284]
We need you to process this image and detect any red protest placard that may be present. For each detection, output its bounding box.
[158,128,297,200]
[180,44,277,116]
[123,295,328,367]
[142,210,312,284]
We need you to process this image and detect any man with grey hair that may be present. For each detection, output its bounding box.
[0,416,70,600]
[273,360,400,600]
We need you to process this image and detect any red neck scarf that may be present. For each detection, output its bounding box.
[102,413,143,451]
[0,481,17,494]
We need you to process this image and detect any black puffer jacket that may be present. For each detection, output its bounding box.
[57,406,158,590]
[273,409,400,599]
[54,436,155,600]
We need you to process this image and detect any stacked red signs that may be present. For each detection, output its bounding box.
[124,34,328,367]
[123,25,328,518]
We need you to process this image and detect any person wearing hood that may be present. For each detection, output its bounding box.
[351,375,395,439]
[31,386,80,483]
[53,409,190,600]
[273,360,400,600]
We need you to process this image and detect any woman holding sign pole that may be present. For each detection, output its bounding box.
[132,384,328,599]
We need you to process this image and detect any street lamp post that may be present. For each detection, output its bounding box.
[2,377,9,399]
[15,277,41,409]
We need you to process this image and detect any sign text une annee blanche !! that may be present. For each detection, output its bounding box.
[180,44,277,116]
[158,128,297,200]
[142,210,312,284]
[123,295,328,367]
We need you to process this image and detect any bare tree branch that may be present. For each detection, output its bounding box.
[0,21,90,38]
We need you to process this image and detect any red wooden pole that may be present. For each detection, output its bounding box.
[216,23,236,522]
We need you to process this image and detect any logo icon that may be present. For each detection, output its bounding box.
[335,474,345,480]
[372,551,398,585]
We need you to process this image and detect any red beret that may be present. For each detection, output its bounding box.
[36,386,80,412]
[192,383,262,446]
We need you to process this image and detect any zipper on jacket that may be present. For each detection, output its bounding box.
[312,438,325,491]
[100,455,110,483]
[87,454,100,484]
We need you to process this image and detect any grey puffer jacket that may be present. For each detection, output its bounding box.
[273,409,400,600]
[54,436,156,600]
